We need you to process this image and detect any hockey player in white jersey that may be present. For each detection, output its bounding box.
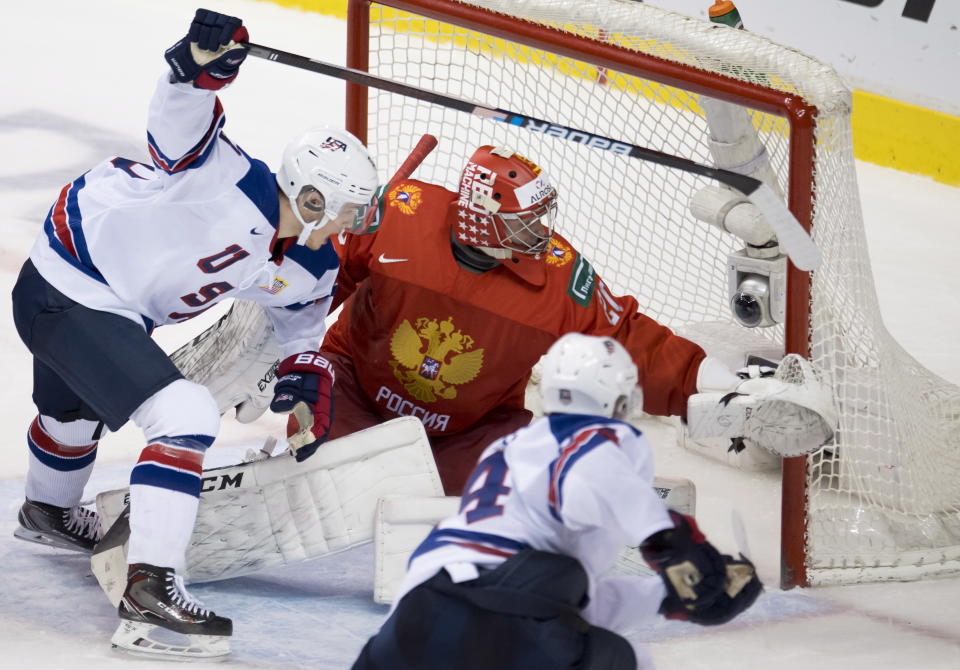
[352,333,762,670]
[10,8,379,658]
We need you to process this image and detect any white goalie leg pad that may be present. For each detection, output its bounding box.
[373,495,462,604]
[169,299,280,423]
[96,417,443,586]
[372,477,696,603]
[686,354,838,458]
[613,476,697,578]
[651,476,696,517]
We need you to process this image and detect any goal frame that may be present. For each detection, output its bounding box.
[345,0,818,588]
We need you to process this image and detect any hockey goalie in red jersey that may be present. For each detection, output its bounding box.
[315,144,834,494]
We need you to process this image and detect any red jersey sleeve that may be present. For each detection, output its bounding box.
[566,274,706,418]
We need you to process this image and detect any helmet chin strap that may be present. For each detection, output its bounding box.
[289,192,333,246]
[296,214,332,246]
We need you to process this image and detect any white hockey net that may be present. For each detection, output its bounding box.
[350,0,960,585]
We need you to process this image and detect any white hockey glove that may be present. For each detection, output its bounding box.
[686,354,837,457]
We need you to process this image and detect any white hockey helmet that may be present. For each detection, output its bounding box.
[276,127,379,245]
[540,333,641,420]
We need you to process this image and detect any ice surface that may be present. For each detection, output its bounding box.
[2,0,959,668]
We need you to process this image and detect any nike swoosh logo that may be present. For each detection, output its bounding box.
[378,253,409,263]
[250,228,264,235]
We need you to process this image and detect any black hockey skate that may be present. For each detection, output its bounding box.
[112,563,232,658]
[14,498,101,552]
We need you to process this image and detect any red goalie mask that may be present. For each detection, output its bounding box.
[454,146,558,256]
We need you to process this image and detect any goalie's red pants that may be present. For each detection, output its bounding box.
[320,351,532,495]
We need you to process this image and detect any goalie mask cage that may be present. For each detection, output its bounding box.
[344,0,960,587]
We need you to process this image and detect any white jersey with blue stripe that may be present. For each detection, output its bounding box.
[29,75,336,357]
[397,413,675,633]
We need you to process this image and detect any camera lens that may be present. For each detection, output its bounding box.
[730,274,770,328]
[731,292,764,327]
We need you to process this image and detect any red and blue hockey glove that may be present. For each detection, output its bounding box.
[269,353,334,462]
[641,510,762,626]
[165,9,249,90]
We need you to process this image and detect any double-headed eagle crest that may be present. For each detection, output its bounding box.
[545,237,573,267]
[388,183,423,216]
[389,316,484,402]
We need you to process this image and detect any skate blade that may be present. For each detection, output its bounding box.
[13,526,92,554]
[111,620,230,660]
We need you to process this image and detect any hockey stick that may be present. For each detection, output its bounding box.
[731,508,753,559]
[244,41,820,271]
[389,133,438,182]
[356,133,438,233]
[91,502,131,607]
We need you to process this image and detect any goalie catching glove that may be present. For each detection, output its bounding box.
[164,8,249,90]
[270,352,334,461]
[686,353,838,457]
[641,510,762,626]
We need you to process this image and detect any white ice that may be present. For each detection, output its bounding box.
[1,0,959,668]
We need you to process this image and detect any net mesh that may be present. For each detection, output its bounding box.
[358,0,960,583]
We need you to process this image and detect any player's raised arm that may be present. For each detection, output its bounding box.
[147,9,249,174]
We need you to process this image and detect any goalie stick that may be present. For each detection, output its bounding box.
[357,133,438,232]
[731,508,752,559]
[390,133,438,182]
[243,41,821,271]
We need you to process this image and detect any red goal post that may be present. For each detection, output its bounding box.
[344,0,960,588]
